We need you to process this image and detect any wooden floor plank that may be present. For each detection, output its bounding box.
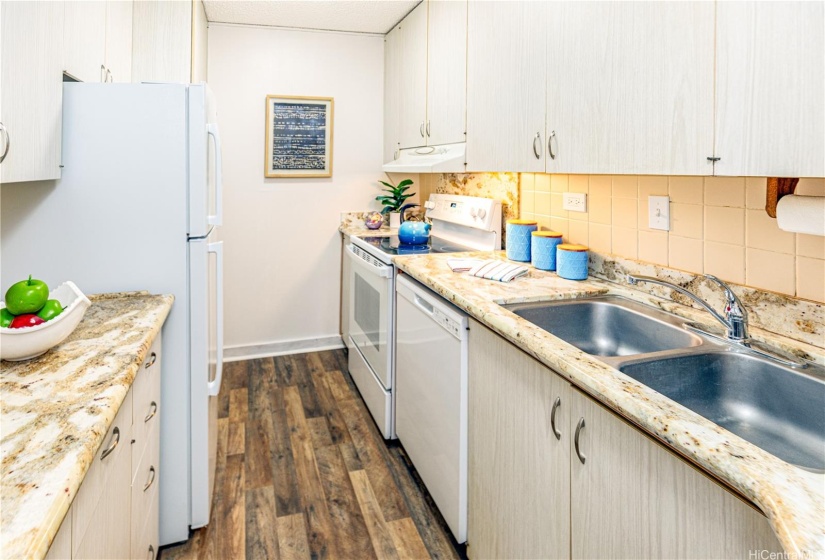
[323,369,356,403]
[274,355,300,387]
[338,397,411,522]
[290,354,324,418]
[220,454,246,560]
[285,386,338,559]
[307,416,333,449]
[310,373,352,445]
[248,357,277,419]
[349,469,401,560]
[224,359,250,389]
[227,421,245,456]
[276,513,310,560]
[246,486,280,560]
[315,350,341,373]
[339,442,363,472]
[229,387,249,422]
[314,444,377,560]
[388,517,433,560]
[245,417,274,489]
[269,388,303,517]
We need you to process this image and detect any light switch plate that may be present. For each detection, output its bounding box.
[563,192,587,212]
[649,195,670,230]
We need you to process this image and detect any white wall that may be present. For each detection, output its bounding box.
[208,23,385,358]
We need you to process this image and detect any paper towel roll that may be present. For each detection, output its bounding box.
[776,195,825,236]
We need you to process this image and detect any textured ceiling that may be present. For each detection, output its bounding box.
[203,1,420,34]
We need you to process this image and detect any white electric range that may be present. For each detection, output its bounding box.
[344,194,502,438]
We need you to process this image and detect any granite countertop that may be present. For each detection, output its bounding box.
[0,292,173,560]
[393,251,825,557]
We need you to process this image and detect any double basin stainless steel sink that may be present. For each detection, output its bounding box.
[503,296,825,472]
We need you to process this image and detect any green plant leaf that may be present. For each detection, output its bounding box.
[397,179,413,188]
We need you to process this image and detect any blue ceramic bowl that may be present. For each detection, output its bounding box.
[398,221,431,245]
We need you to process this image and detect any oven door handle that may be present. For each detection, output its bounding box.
[346,244,393,279]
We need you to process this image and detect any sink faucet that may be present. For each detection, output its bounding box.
[626,274,749,342]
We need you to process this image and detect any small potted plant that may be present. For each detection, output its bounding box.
[376,178,416,229]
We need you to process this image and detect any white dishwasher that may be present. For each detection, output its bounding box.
[395,274,469,543]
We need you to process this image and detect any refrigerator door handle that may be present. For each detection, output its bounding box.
[206,123,223,227]
[207,241,224,396]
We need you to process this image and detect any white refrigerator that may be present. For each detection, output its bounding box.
[0,83,224,545]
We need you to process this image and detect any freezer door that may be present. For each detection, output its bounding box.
[189,234,224,529]
[188,84,224,238]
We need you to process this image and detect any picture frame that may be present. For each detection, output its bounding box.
[264,95,334,178]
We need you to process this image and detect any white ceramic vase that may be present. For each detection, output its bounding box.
[389,211,402,230]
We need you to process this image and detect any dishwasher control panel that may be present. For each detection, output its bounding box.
[434,308,463,340]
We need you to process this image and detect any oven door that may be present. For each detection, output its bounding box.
[346,244,395,388]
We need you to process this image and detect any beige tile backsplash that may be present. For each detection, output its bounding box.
[520,174,825,303]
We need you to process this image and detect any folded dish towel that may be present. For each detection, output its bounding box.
[447,258,486,272]
[468,260,529,283]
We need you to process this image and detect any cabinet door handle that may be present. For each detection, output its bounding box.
[144,401,158,423]
[574,417,586,464]
[550,397,561,440]
[533,132,542,159]
[426,120,431,137]
[420,122,425,138]
[145,351,157,368]
[100,426,120,460]
[143,466,156,492]
[100,64,106,82]
[147,544,155,560]
[0,122,9,163]
[547,130,556,160]
[106,68,113,83]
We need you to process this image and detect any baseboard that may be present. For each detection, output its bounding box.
[223,335,345,362]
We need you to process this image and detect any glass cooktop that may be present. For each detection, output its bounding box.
[359,235,474,256]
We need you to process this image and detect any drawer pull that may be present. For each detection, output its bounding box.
[100,427,120,460]
[144,401,158,423]
[147,544,155,560]
[145,352,157,369]
[143,466,156,492]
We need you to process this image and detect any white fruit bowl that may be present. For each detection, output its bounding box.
[1,281,92,361]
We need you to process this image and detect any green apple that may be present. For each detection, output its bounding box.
[0,308,14,328]
[37,299,64,322]
[4,275,49,315]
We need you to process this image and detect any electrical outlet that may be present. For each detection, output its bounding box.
[649,195,670,230]
[563,192,587,212]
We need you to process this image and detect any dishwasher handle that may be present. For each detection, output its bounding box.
[413,294,434,315]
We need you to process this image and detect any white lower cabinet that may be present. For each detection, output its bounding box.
[46,337,162,560]
[468,320,782,559]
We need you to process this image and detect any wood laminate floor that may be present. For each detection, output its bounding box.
[160,349,463,560]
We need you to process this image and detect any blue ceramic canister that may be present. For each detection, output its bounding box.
[556,244,589,280]
[506,219,538,262]
[531,231,564,271]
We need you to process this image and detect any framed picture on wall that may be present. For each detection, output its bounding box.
[264,95,334,178]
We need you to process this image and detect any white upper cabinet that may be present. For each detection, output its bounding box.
[398,1,428,150]
[132,0,193,84]
[715,1,825,178]
[545,1,714,175]
[105,0,134,83]
[384,23,403,163]
[466,1,547,172]
[64,0,133,84]
[426,0,467,147]
[64,1,107,83]
[0,1,64,183]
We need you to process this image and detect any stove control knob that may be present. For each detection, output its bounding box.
[477,208,487,219]
[424,200,436,210]
[470,207,477,218]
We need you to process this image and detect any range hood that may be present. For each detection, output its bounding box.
[382,143,466,173]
